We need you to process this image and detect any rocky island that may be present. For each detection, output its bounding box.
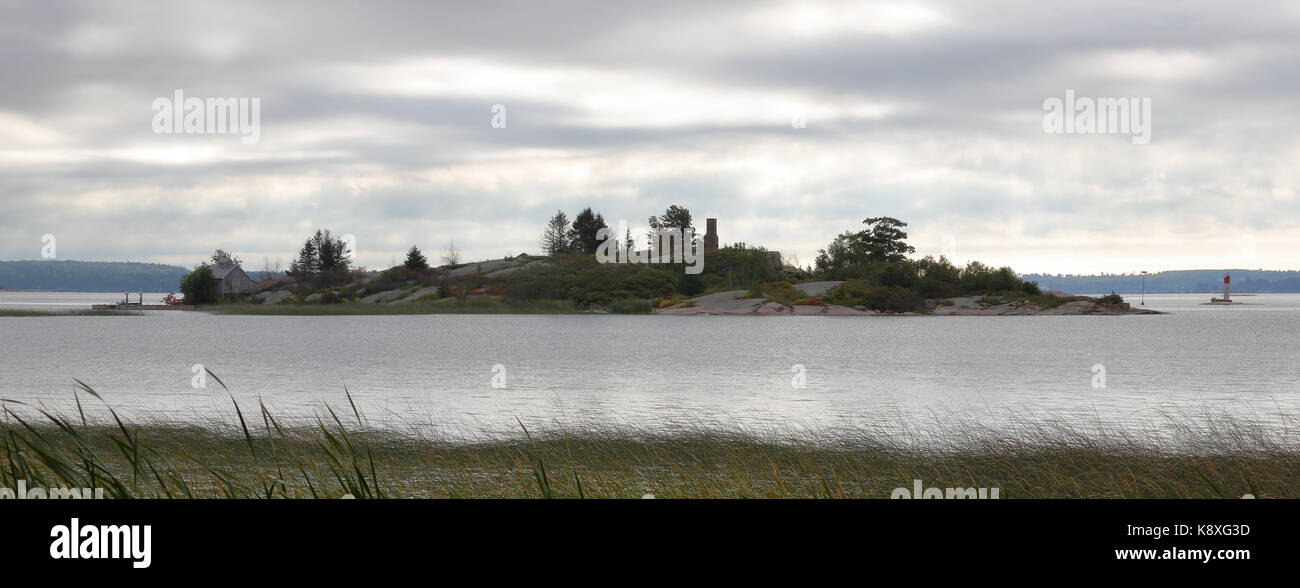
[185,214,1162,317]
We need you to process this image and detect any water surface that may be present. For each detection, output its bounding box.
[1,292,1296,441]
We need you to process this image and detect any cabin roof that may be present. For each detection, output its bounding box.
[211,261,244,280]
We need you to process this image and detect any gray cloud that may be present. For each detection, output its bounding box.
[2,0,1299,274]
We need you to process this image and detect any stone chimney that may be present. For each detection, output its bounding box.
[704,218,719,252]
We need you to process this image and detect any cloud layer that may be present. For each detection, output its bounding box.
[2,0,1299,273]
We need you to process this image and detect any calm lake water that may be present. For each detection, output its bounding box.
[0,291,173,308]
[1,291,1298,442]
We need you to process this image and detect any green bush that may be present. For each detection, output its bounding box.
[678,272,707,297]
[913,277,956,299]
[179,265,219,305]
[1097,292,1124,306]
[1025,293,1073,309]
[825,279,874,305]
[699,248,781,288]
[370,266,437,292]
[865,286,924,312]
[502,255,678,306]
[609,298,653,314]
[760,280,805,306]
[877,262,916,288]
[827,280,924,312]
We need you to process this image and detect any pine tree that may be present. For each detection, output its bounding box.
[657,204,693,233]
[654,204,694,261]
[404,245,429,270]
[540,210,570,255]
[567,207,608,255]
[310,229,351,274]
[290,239,318,278]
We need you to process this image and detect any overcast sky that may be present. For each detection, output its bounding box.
[3,0,1299,274]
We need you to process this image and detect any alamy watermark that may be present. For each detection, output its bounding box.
[41,234,56,259]
[1,480,105,499]
[50,518,151,569]
[191,363,207,389]
[1043,90,1150,145]
[152,89,261,144]
[595,221,704,274]
[891,479,1000,499]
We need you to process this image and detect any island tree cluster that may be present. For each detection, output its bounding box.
[540,207,610,256]
[288,230,352,286]
[230,210,1045,314]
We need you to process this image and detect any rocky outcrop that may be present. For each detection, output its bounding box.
[360,288,407,304]
[253,290,294,304]
[484,266,527,278]
[931,296,1162,315]
[388,286,439,304]
[656,290,1162,316]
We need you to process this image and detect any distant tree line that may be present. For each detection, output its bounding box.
[1020,269,1300,295]
[0,260,188,292]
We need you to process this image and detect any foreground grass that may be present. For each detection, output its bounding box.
[3,382,1295,498]
[207,298,583,315]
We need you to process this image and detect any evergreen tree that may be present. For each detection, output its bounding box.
[288,229,350,284]
[650,204,694,260]
[657,204,694,234]
[289,239,318,278]
[814,216,917,278]
[567,207,608,255]
[404,245,429,269]
[311,229,350,273]
[540,210,570,255]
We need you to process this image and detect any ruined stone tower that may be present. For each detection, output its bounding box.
[704,218,719,252]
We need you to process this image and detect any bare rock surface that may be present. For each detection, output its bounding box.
[360,288,406,304]
[253,290,294,304]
